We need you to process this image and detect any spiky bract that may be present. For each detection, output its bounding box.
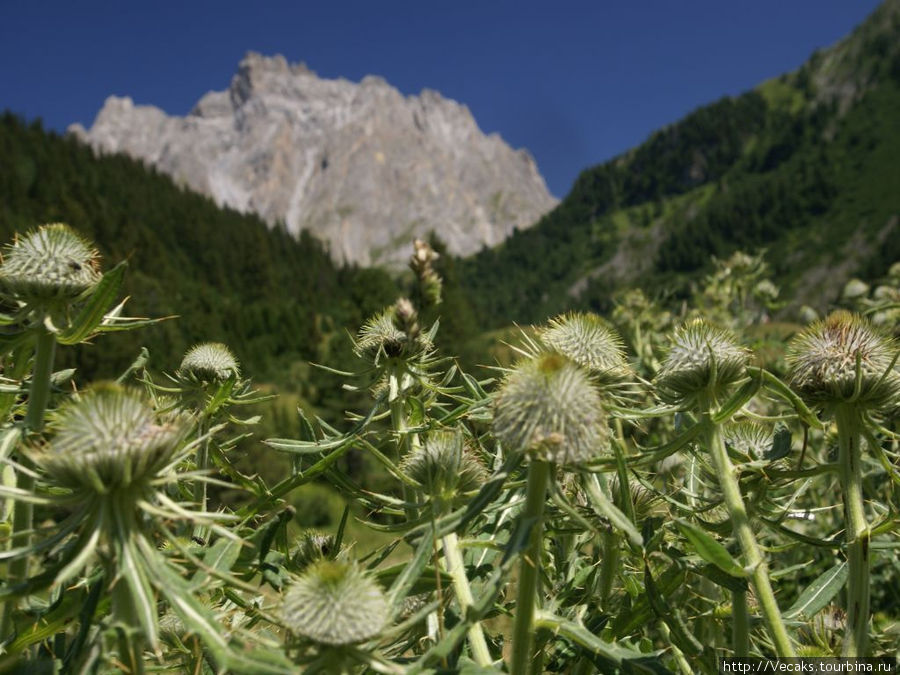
[400,429,487,510]
[291,531,336,571]
[540,312,630,384]
[0,223,101,305]
[493,354,609,465]
[354,302,432,363]
[655,319,749,405]
[786,310,900,410]
[178,342,241,383]
[36,384,188,493]
[723,422,777,461]
[282,560,389,645]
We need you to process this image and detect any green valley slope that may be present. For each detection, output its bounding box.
[457,0,900,329]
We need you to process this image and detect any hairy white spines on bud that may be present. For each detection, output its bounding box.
[282,560,389,645]
[655,319,749,405]
[400,429,487,510]
[291,530,337,571]
[540,312,630,384]
[787,310,900,411]
[493,353,609,465]
[178,342,241,383]
[0,223,101,305]
[37,384,187,493]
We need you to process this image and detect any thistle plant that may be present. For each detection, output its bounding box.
[0,384,237,671]
[0,224,152,641]
[655,319,796,657]
[787,310,900,656]
[142,341,271,539]
[400,429,492,665]
[354,298,438,464]
[0,223,101,308]
[493,351,610,673]
[534,311,635,608]
[178,341,241,385]
[175,342,240,518]
[0,225,100,563]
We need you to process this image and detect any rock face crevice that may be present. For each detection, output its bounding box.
[69,52,557,266]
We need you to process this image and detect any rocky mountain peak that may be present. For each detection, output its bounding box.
[69,53,557,266]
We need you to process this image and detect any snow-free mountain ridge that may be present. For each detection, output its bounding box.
[70,52,557,266]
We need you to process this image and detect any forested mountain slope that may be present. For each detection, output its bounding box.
[0,113,398,389]
[457,0,900,328]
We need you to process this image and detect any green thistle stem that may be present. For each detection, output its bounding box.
[597,419,630,605]
[441,532,492,666]
[834,404,870,657]
[192,419,209,541]
[108,496,147,675]
[511,459,551,675]
[7,327,56,589]
[112,582,148,675]
[703,412,795,656]
[732,589,749,656]
[598,532,620,605]
[388,379,421,522]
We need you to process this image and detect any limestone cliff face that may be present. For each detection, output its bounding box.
[70,52,557,266]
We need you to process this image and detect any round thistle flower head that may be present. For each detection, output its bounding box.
[654,319,749,406]
[0,223,101,305]
[178,342,240,383]
[282,560,389,645]
[36,384,188,493]
[492,353,609,465]
[786,310,900,410]
[400,429,487,511]
[539,312,630,384]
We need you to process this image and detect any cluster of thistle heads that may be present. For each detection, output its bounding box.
[492,304,898,468]
[0,225,411,661]
[4,223,899,664]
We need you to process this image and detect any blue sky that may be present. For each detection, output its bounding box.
[0,0,883,197]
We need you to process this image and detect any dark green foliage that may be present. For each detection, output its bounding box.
[0,113,398,396]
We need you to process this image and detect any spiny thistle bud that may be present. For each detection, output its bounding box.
[178,342,241,383]
[493,353,609,465]
[291,530,337,571]
[786,310,900,410]
[282,560,389,645]
[400,429,487,510]
[606,475,664,521]
[36,384,188,493]
[355,302,431,362]
[654,319,749,405]
[410,239,442,307]
[0,223,101,305]
[723,422,791,463]
[539,312,630,384]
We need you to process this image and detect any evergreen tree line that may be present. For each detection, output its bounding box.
[0,113,399,398]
